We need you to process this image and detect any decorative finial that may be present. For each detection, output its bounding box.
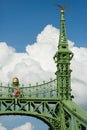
[12,77,19,83]
[54,4,69,14]
[12,77,19,86]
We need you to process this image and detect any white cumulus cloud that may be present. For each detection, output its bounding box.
[13,122,33,130]
[0,24,87,109]
[71,47,87,109]
[26,25,58,72]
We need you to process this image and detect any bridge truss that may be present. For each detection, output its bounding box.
[0,78,87,130]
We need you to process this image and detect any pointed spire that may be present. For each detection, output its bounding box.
[54,5,73,100]
[58,7,69,51]
[54,4,69,51]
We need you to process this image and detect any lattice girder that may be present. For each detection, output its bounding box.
[0,98,60,129]
[0,98,74,130]
[1,98,86,130]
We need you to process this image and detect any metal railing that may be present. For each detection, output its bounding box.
[0,79,57,98]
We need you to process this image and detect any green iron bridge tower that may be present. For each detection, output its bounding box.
[0,5,87,130]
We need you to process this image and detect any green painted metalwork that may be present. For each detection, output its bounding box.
[0,5,87,130]
[53,6,73,100]
[0,79,57,98]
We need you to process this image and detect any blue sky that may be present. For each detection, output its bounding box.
[0,0,87,130]
[0,116,48,130]
[0,0,87,52]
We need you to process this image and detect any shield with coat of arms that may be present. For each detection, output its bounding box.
[12,88,20,97]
